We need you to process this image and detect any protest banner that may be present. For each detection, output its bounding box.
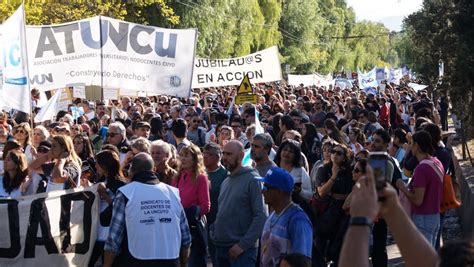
[0,4,31,113]
[26,16,197,98]
[389,68,403,85]
[192,46,282,88]
[358,68,378,88]
[0,185,99,266]
[288,73,333,87]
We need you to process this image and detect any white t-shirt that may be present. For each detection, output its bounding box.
[289,167,312,201]
[0,176,22,198]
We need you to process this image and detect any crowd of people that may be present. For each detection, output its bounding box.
[0,79,472,267]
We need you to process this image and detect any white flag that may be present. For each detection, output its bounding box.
[358,68,378,88]
[1,4,30,113]
[34,90,61,123]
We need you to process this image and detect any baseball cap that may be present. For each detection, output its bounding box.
[256,167,294,193]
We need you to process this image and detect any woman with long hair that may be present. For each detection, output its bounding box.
[149,116,166,141]
[29,135,81,192]
[172,143,210,267]
[347,127,365,154]
[73,134,96,187]
[399,130,444,247]
[13,122,35,163]
[324,118,348,145]
[301,122,323,170]
[274,140,313,202]
[89,150,127,267]
[218,125,234,148]
[0,150,28,198]
[313,142,353,266]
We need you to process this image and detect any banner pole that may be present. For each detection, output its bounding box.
[99,15,104,100]
[20,3,34,129]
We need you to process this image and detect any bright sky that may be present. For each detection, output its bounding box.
[346,0,423,31]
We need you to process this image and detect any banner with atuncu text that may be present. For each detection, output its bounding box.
[26,16,197,98]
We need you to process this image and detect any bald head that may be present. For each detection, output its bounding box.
[225,140,244,153]
[130,152,154,177]
[222,140,244,174]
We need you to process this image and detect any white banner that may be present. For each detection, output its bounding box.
[26,16,197,97]
[0,185,99,266]
[288,73,333,88]
[192,46,282,88]
[389,68,403,85]
[1,4,31,113]
[358,68,378,88]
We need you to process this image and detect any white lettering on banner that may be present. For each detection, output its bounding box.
[26,16,197,97]
[0,185,99,266]
[192,46,282,88]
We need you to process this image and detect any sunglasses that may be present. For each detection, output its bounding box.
[14,130,25,134]
[193,120,201,123]
[331,149,345,156]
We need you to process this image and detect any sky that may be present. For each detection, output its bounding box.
[346,0,423,31]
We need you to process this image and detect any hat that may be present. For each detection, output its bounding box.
[37,141,51,152]
[257,167,294,193]
[136,121,151,129]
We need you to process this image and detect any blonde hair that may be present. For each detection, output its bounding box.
[14,122,32,146]
[177,144,206,183]
[53,135,82,167]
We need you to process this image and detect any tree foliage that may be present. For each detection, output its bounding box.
[0,0,395,74]
[398,0,474,136]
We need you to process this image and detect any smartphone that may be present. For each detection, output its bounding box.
[368,152,390,191]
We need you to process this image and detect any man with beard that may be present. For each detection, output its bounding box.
[251,133,277,177]
[211,140,267,266]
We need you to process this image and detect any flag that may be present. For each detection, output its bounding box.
[34,90,61,123]
[1,4,30,113]
[357,68,378,89]
[242,110,264,167]
[389,68,403,85]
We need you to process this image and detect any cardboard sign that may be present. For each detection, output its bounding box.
[235,94,257,105]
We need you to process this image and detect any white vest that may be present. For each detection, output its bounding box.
[119,182,183,260]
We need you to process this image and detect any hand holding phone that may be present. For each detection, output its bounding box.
[368,152,391,191]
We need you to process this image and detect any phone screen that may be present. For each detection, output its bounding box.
[369,157,388,190]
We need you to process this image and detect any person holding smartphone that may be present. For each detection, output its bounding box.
[29,135,81,192]
[313,142,353,267]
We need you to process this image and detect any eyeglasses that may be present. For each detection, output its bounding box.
[331,149,345,156]
[193,120,201,123]
[353,168,364,174]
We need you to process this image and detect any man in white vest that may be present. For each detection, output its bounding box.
[103,153,191,267]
